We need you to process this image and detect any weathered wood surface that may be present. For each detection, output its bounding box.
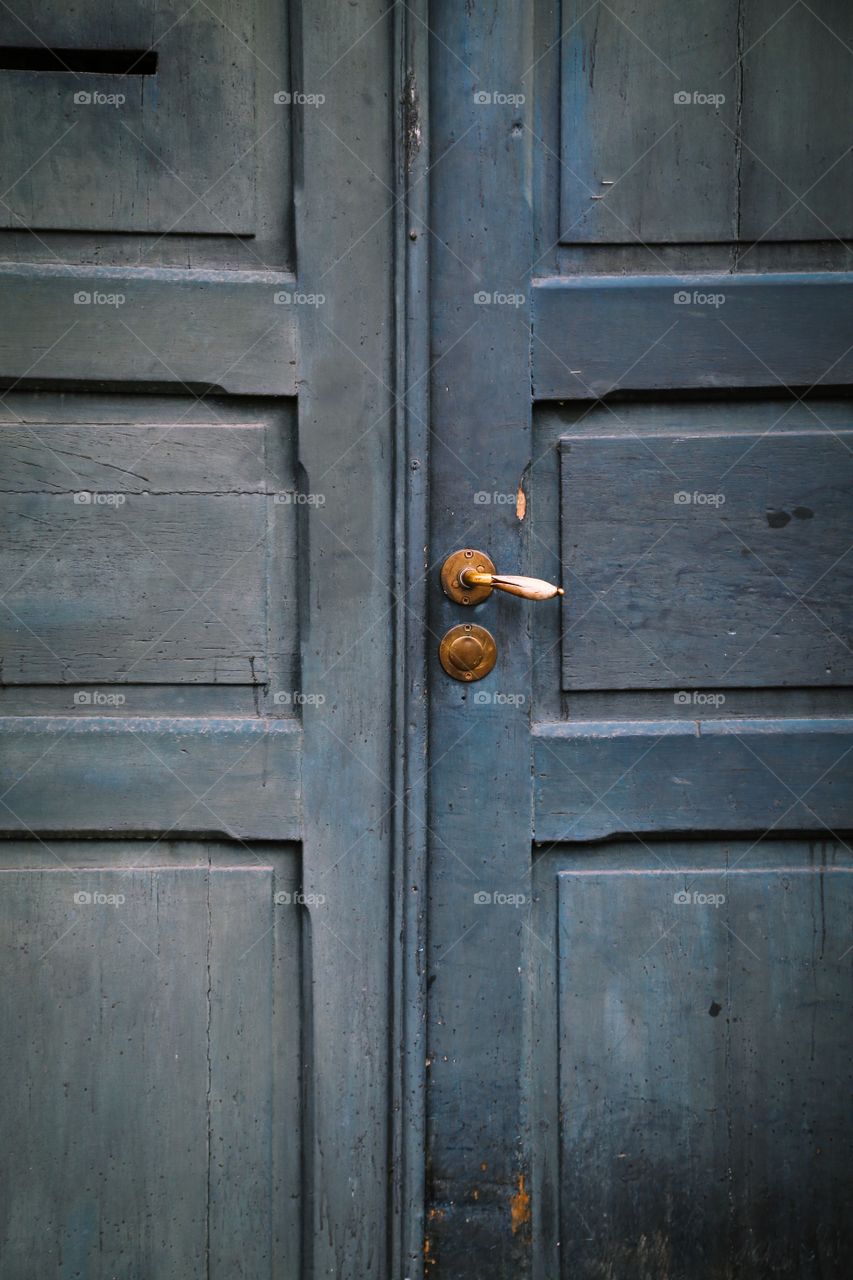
[559,0,852,243]
[559,430,853,690]
[0,717,301,838]
[534,719,853,842]
[532,274,853,399]
[0,0,258,233]
[0,848,302,1278]
[0,265,299,396]
[553,856,853,1277]
[426,0,535,1271]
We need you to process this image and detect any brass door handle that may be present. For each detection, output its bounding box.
[441,549,564,605]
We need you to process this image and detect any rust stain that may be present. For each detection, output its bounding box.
[516,482,527,521]
[427,1207,445,1222]
[424,1234,436,1268]
[510,1172,531,1235]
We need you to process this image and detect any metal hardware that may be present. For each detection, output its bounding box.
[438,623,497,682]
[441,548,564,605]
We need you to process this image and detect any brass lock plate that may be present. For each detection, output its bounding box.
[440,548,496,606]
[439,623,497,682]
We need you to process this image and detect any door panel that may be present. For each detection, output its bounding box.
[0,1,274,234]
[532,841,852,1279]
[559,423,853,690]
[427,1,853,1277]
[560,0,853,243]
[0,842,302,1279]
[0,2,398,1277]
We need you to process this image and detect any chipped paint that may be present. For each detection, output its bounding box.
[516,482,526,521]
[510,1172,531,1235]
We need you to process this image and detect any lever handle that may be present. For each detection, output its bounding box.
[459,570,563,600]
[441,548,564,605]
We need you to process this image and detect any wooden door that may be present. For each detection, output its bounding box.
[0,3,403,1277]
[426,2,853,1277]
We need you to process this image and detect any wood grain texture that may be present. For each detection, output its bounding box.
[0,0,259,233]
[426,0,536,1272]
[0,717,301,838]
[554,854,852,1278]
[560,0,738,243]
[292,2,397,1274]
[0,266,299,396]
[559,429,853,690]
[558,0,852,245]
[532,274,853,398]
[0,850,302,1279]
[534,719,853,842]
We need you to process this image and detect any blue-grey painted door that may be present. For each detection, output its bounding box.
[0,3,399,1277]
[426,2,852,1277]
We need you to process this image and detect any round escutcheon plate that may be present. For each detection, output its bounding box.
[440,548,496,605]
[439,623,497,682]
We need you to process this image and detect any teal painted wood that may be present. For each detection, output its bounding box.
[0,845,303,1279]
[530,841,853,1279]
[0,3,403,1276]
[423,3,853,1277]
[559,430,853,690]
[534,719,853,842]
[426,0,535,1272]
[0,266,299,395]
[532,274,853,398]
[559,0,852,244]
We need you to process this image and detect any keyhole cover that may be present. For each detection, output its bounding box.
[439,624,497,682]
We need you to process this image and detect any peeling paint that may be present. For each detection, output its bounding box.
[516,482,526,521]
[510,1172,531,1235]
